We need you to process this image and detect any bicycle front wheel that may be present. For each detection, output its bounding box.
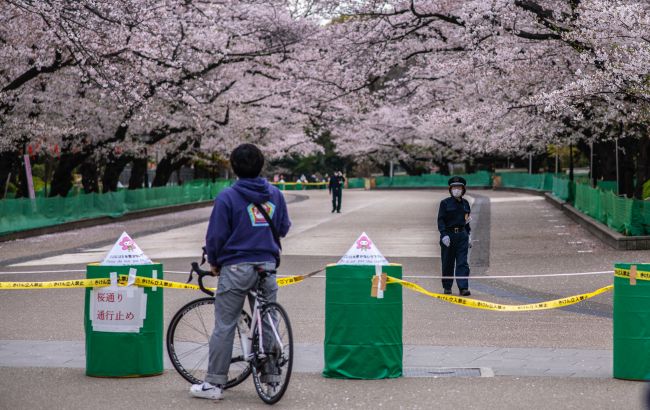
[166,297,252,388]
[252,302,293,405]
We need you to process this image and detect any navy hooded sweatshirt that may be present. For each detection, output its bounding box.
[205,177,291,268]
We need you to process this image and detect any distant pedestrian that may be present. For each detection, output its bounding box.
[437,176,472,296]
[328,171,345,213]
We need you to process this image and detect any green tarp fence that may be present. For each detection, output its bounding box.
[502,173,650,236]
[0,180,232,235]
[374,171,492,188]
[271,182,327,191]
[598,180,618,192]
[498,172,554,191]
[573,183,650,236]
[551,176,571,201]
[346,178,365,189]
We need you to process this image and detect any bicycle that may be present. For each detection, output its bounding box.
[166,261,293,405]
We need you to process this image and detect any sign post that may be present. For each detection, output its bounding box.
[323,232,403,379]
[85,232,163,377]
[23,154,35,199]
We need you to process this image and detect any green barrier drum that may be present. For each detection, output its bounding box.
[323,264,403,379]
[85,263,164,377]
[613,263,650,380]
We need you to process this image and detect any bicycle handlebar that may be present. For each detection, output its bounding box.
[188,261,280,297]
[189,262,214,297]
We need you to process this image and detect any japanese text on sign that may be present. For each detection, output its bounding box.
[90,287,147,333]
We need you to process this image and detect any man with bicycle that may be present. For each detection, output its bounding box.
[191,143,291,400]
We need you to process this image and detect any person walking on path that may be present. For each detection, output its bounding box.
[328,171,345,213]
[437,176,472,296]
[190,143,291,401]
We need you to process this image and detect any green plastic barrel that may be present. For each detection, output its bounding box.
[323,264,402,379]
[84,263,164,377]
[613,263,650,380]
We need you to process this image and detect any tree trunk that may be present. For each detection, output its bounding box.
[620,139,636,198]
[129,157,148,189]
[380,162,391,177]
[15,155,30,198]
[569,142,574,181]
[0,151,20,199]
[80,160,100,194]
[101,155,132,193]
[152,157,175,187]
[152,137,197,187]
[49,152,86,197]
[436,161,449,175]
[153,155,191,187]
[634,136,650,199]
[592,140,617,182]
[398,159,426,176]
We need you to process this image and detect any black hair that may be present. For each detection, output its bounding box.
[230,143,264,178]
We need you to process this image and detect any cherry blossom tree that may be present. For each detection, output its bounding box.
[1,0,321,196]
[2,0,648,198]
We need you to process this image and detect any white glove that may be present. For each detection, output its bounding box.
[441,236,450,247]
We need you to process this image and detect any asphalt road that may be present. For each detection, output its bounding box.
[1,188,648,410]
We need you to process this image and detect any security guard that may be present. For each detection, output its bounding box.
[437,176,472,296]
[328,171,345,213]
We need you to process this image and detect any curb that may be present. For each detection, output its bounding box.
[544,193,650,250]
[492,186,547,196]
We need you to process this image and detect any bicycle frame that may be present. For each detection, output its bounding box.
[170,260,293,404]
[239,289,284,363]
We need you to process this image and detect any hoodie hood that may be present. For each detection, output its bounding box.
[232,177,272,204]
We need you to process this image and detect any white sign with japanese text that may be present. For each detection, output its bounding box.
[337,232,389,265]
[101,231,152,266]
[90,287,147,332]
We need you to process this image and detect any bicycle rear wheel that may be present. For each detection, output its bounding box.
[166,297,252,388]
[252,302,293,404]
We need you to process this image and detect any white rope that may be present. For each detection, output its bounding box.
[297,271,614,280]
[398,271,614,280]
[0,269,615,279]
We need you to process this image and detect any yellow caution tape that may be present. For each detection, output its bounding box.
[386,276,613,311]
[614,267,650,281]
[0,271,320,291]
[0,277,113,290]
[276,268,322,287]
[133,276,201,290]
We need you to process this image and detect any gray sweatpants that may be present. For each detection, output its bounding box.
[205,261,278,386]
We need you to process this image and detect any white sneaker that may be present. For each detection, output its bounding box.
[190,382,223,400]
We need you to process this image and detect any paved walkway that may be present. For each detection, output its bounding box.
[3,189,648,409]
[0,340,611,378]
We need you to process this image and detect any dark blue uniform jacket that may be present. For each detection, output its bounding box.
[437,196,471,238]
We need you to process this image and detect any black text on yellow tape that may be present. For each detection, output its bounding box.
[386,276,613,312]
[614,267,650,281]
[0,272,315,291]
[0,278,112,290]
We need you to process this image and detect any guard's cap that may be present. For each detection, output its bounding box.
[448,176,467,187]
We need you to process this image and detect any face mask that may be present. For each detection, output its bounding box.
[451,188,463,198]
